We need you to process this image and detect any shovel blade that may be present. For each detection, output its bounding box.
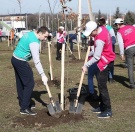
[47,103,56,116]
[55,101,62,113]
[69,101,76,113]
[75,102,83,114]
[69,102,84,114]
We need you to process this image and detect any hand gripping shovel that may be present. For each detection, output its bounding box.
[69,46,91,114]
[44,83,62,117]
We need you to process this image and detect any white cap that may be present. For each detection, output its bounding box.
[114,18,124,24]
[83,21,97,37]
[133,24,135,27]
[59,26,64,31]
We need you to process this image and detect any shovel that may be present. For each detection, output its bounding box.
[44,83,62,117]
[69,46,91,114]
[66,43,76,59]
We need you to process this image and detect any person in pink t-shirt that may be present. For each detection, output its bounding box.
[115,18,135,89]
[82,21,115,118]
[56,26,66,60]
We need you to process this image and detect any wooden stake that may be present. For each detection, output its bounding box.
[61,43,65,110]
[48,41,53,80]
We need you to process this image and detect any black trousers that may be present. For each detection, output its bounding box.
[56,42,62,59]
[11,56,34,110]
[97,62,114,112]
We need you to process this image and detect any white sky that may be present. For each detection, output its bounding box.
[0,0,135,15]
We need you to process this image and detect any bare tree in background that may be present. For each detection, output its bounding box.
[45,0,58,31]
[17,0,22,14]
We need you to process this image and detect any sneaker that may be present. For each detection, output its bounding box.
[20,109,37,116]
[129,85,135,89]
[91,107,101,113]
[29,104,36,109]
[97,111,112,118]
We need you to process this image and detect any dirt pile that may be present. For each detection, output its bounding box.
[12,109,84,128]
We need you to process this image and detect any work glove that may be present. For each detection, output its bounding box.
[42,75,48,85]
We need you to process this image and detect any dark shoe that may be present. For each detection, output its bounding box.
[91,107,101,113]
[20,109,37,115]
[97,111,112,118]
[129,85,135,89]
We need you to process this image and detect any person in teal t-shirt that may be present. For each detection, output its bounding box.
[11,26,49,115]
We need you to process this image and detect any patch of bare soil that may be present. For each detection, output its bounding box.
[35,78,61,88]
[12,109,84,128]
[35,77,72,88]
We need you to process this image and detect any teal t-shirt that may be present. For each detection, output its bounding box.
[106,25,112,32]
[13,31,40,61]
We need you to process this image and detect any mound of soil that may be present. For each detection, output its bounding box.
[12,109,84,128]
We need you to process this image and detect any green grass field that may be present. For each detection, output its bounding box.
[0,41,135,132]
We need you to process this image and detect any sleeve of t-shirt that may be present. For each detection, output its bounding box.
[29,42,45,77]
[117,32,124,55]
[85,40,104,67]
[109,28,116,37]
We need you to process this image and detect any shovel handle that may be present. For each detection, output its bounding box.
[75,46,91,107]
[45,83,55,106]
[67,43,73,54]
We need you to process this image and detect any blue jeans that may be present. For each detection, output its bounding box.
[109,44,115,79]
[125,46,135,86]
[108,61,114,79]
[88,63,99,94]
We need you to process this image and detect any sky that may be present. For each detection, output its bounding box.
[0,0,135,15]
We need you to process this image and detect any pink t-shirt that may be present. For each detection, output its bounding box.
[95,26,115,71]
[57,31,66,43]
[118,25,135,49]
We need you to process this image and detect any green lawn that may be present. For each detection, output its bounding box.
[0,41,135,132]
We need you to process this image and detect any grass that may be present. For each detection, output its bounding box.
[0,40,135,132]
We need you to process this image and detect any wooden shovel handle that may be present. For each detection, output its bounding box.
[74,46,90,107]
[67,43,73,54]
[77,46,91,98]
[45,83,52,98]
[45,83,55,106]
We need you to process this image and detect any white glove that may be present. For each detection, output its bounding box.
[42,75,48,85]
